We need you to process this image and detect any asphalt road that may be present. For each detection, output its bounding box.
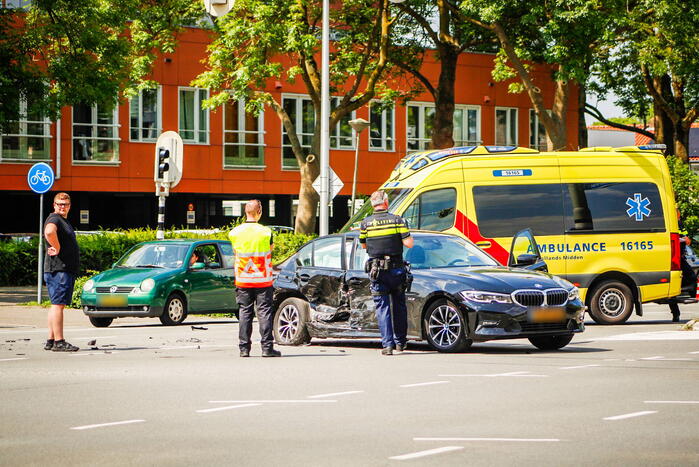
[1,302,698,466]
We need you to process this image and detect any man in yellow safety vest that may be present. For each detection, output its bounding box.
[228,200,281,357]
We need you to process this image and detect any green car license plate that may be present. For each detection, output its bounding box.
[97,295,127,307]
[528,307,566,323]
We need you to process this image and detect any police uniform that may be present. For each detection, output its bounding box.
[359,209,411,351]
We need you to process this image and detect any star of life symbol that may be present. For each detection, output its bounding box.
[626,193,651,221]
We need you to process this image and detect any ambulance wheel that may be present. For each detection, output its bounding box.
[588,281,633,324]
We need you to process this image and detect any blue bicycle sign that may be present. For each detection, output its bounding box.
[27,162,55,194]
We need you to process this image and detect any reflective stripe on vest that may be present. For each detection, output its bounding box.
[229,223,273,288]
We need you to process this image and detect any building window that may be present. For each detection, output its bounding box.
[530,109,548,151]
[179,87,209,144]
[369,102,394,151]
[408,103,480,152]
[1,1,32,9]
[224,99,264,167]
[130,87,161,142]
[72,103,119,163]
[0,97,51,162]
[282,95,314,169]
[331,97,355,150]
[495,108,518,146]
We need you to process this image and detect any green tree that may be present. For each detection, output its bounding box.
[460,0,612,151]
[667,156,699,239]
[0,0,203,125]
[390,0,495,149]
[193,0,400,234]
[592,0,699,161]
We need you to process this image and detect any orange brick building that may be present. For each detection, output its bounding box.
[2,26,579,233]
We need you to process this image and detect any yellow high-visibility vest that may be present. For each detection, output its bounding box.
[228,222,273,288]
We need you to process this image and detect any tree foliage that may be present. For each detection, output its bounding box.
[194,0,403,234]
[667,155,699,239]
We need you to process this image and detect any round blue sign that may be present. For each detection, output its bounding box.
[27,162,55,194]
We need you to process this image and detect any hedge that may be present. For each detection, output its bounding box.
[0,227,315,286]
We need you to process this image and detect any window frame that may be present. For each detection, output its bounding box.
[129,87,162,143]
[281,93,314,170]
[529,109,548,151]
[178,86,209,145]
[223,98,265,169]
[330,97,355,151]
[368,101,395,152]
[495,107,518,146]
[407,102,481,152]
[71,103,120,165]
[0,96,52,163]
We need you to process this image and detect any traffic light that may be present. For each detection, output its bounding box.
[157,147,170,181]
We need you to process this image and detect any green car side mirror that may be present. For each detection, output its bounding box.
[190,262,205,270]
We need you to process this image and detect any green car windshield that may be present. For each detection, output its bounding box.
[116,244,191,269]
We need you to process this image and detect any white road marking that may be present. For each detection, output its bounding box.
[0,357,28,362]
[196,403,261,413]
[400,381,450,388]
[439,371,548,378]
[307,391,364,399]
[644,401,699,404]
[70,419,145,430]
[640,356,694,361]
[559,364,601,370]
[603,411,657,421]
[640,356,664,360]
[389,446,463,460]
[594,331,699,341]
[209,400,337,404]
[414,437,561,443]
[690,351,699,354]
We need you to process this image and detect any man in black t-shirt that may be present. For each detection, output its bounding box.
[43,192,80,352]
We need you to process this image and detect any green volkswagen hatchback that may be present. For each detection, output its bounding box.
[81,239,237,327]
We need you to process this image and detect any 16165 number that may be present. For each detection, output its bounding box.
[620,241,653,251]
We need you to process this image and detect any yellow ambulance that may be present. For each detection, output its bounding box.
[344,145,683,324]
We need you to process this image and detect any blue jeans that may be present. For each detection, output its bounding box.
[370,267,408,349]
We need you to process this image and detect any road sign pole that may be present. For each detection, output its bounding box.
[37,193,44,303]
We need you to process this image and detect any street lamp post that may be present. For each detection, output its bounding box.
[348,118,370,216]
[319,0,331,236]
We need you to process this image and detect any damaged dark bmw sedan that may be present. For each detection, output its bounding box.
[272,230,585,352]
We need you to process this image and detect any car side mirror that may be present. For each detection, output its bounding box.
[190,262,205,270]
[515,254,539,267]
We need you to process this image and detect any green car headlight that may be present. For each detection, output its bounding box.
[140,278,155,292]
[82,279,94,292]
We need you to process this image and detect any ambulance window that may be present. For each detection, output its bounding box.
[402,188,456,231]
[563,183,665,232]
[473,184,564,237]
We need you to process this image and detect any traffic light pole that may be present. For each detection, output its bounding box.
[157,189,166,240]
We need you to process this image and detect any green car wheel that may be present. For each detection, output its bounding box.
[160,293,187,326]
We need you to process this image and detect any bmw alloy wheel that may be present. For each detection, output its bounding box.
[423,299,471,352]
[273,297,310,345]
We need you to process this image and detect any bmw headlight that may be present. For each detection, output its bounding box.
[568,287,580,301]
[82,279,94,292]
[139,278,155,293]
[460,290,512,304]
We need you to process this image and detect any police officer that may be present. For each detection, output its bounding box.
[359,190,414,356]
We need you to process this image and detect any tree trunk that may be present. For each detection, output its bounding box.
[578,83,588,149]
[431,46,458,149]
[674,123,690,163]
[295,156,320,233]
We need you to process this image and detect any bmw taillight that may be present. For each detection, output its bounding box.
[670,233,681,271]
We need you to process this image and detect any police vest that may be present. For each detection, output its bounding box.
[228,222,273,288]
[359,210,410,258]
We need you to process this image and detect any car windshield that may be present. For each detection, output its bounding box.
[115,243,191,269]
[404,236,498,269]
[340,188,413,232]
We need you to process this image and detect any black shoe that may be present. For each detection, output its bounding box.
[395,343,407,353]
[381,347,393,356]
[240,349,250,357]
[261,349,281,357]
[44,339,54,351]
[672,312,680,323]
[52,340,79,352]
